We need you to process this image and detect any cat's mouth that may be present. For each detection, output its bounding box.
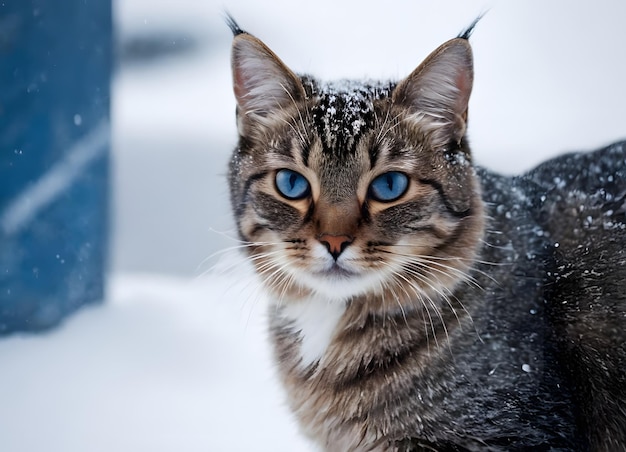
[299,260,387,301]
[317,263,358,279]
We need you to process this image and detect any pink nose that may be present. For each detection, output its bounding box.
[318,234,353,260]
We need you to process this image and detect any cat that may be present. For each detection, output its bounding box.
[225,15,626,451]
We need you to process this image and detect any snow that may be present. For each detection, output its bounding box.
[0,270,312,452]
[2,0,626,451]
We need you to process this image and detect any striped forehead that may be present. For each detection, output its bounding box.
[311,81,392,159]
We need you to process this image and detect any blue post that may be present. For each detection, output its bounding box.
[0,1,111,333]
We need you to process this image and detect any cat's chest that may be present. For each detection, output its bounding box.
[277,297,347,368]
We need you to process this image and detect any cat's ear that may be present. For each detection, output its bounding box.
[392,38,473,144]
[231,32,306,135]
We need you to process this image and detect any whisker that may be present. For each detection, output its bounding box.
[479,238,515,251]
[382,263,443,350]
[388,256,481,342]
[383,245,505,268]
[196,236,285,272]
[382,273,410,328]
[376,112,404,145]
[277,83,309,146]
[402,265,465,330]
[379,248,498,286]
[257,264,288,299]
[375,106,392,144]
[199,246,286,280]
[418,259,486,290]
[276,113,307,147]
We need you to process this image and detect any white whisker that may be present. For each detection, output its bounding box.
[382,264,442,350]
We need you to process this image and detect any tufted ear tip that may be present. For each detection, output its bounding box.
[457,13,485,40]
[224,12,245,37]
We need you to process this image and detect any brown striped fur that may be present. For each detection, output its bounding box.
[226,16,626,451]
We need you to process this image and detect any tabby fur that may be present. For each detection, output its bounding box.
[226,16,626,451]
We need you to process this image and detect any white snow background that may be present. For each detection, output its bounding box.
[1,1,625,451]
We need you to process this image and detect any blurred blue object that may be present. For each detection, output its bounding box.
[0,0,111,334]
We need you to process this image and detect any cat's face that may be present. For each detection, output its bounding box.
[228,29,485,307]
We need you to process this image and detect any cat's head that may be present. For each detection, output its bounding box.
[228,21,485,307]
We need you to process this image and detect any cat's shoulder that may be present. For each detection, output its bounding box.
[525,140,626,201]
[522,140,626,247]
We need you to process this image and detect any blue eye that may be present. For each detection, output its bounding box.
[369,172,409,202]
[275,169,310,200]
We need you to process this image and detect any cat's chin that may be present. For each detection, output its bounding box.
[293,265,387,302]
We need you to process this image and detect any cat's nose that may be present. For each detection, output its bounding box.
[318,234,353,260]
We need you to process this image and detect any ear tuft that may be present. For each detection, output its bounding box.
[457,13,485,40]
[224,13,246,37]
[231,32,305,129]
[392,38,473,143]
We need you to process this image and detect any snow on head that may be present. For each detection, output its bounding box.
[311,79,392,154]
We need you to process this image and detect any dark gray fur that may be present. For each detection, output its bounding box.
[390,142,626,450]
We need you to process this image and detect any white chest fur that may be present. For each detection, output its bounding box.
[279,297,347,369]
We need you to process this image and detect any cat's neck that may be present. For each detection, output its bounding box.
[269,286,470,374]
[268,288,475,449]
[276,296,348,369]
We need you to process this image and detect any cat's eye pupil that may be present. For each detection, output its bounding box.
[384,174,394,190]
[369,171,408,202]
[275,169,310,200]
[289,173,298,189]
